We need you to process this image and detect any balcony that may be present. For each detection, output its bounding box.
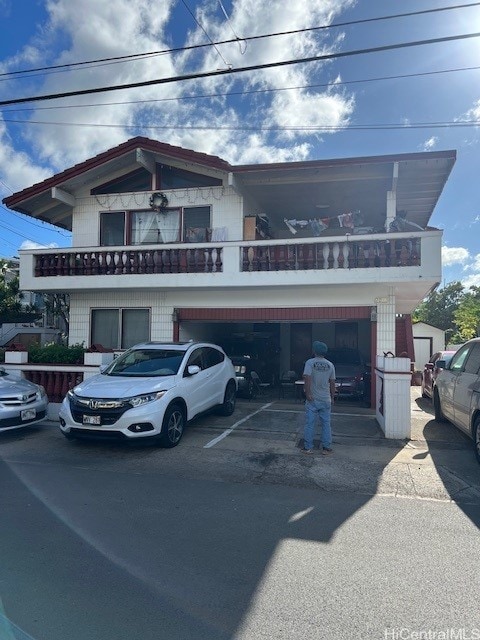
[20,230,442,294]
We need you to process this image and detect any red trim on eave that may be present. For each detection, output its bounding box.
[3,136,232,208]
[177,307,370,321]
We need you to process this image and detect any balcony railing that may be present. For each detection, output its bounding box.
[242,237,421,271]
[34,246,223,277]
[32,235,421,278]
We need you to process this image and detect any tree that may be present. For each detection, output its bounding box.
[43,292,70,335]
[0,261,40,323]
[412,281,465,341]
[452,286,480,342]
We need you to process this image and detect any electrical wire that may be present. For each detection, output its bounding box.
[2,117,479,132]
[0,2,478,81]
[2,64,480,114]
[180,0,231,69]
[1,30,479,108]
[0,204,71,236]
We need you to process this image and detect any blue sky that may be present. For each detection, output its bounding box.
[0,0,479,289]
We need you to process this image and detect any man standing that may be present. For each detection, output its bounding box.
[302,341,336,454]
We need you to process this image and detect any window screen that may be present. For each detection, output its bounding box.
[121,309,150,349]
[184,206,211,242]
[91,308,150,349]
[91,168,152,195]
[159,165,222,190]
[100,212,126,246]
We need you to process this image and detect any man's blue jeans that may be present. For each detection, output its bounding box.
[303,399,332,450]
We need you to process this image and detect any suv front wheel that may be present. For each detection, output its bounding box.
[158,404,185,448]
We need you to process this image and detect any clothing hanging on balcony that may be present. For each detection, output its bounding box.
[284,210,363,236]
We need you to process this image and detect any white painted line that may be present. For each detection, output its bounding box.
[263,409,373,418]
[204,402,273,448]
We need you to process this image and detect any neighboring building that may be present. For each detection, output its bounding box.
[1,257,61,347]
[412,321,446,371]
[2,137,455,392]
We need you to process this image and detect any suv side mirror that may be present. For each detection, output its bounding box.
[187,365,201,376]
[435,359,447,369]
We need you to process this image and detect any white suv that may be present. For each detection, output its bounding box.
[434,337,480,463]
[59,342,237,447]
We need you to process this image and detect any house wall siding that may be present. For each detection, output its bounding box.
[71,185,243,247]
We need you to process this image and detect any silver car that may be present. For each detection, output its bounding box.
[433,337,480,463]
[0,367,49,432]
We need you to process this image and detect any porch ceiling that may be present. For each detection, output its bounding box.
[237,153,455,235]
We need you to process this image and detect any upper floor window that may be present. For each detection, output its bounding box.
[91,168,152,195]
[157,165,222,190]
[99,206,212,246]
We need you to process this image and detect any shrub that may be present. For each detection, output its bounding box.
[0,348,5,363]
[28,342,85,364]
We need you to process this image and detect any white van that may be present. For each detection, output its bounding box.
[434,337,480,463]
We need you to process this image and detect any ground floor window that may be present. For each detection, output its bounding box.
[91,308,150,349]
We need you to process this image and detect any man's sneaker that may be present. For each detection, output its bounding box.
[321,447,333,455]
[301,448,314,454]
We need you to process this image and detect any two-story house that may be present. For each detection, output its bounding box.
[2,137,455,394]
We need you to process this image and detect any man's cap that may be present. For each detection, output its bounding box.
[313,341,328,355]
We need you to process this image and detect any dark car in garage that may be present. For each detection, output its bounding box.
[327,347,370,404]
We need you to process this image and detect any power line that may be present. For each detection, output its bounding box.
[0,204,71,236]
[3,116,479,132]
[1,30,479,108]
[180,0,231,69]
[1,2,478,80]
[2,64,480,115]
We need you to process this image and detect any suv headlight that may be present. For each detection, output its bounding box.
[129,391,166,408]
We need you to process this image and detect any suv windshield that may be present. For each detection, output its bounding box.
[105,349,185,377]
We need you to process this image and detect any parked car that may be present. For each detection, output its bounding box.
[0,367,48,433]
[327,347,370,404]
[59,342,237,447]
[433,338,480,463]
[421,350,457,399]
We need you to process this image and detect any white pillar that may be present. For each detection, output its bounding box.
[375,289,396,355]
[375,355,412,439]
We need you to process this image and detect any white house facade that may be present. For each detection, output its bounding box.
[3,137,456,398]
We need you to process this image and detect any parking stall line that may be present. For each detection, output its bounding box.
[203,402,273,448]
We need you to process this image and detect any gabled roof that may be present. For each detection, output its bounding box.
[3,136,232,211]
[2,136,456,233]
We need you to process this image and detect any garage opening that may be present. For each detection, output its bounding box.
[177,317,373,406]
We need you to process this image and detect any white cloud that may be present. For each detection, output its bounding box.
[442,246,470,267]
[19,240,58,250]
[0,0,358,187]
[457,99,480,123]
[462,272,480,289]
[420,136,438,151]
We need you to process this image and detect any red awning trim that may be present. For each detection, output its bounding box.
[176,307,370,321]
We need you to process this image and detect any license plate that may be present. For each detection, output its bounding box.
[21,408,36,421]
[83,415,101,425]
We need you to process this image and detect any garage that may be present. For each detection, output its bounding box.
[173,306,375,403]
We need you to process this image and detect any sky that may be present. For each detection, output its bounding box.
[0,0,479,290]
